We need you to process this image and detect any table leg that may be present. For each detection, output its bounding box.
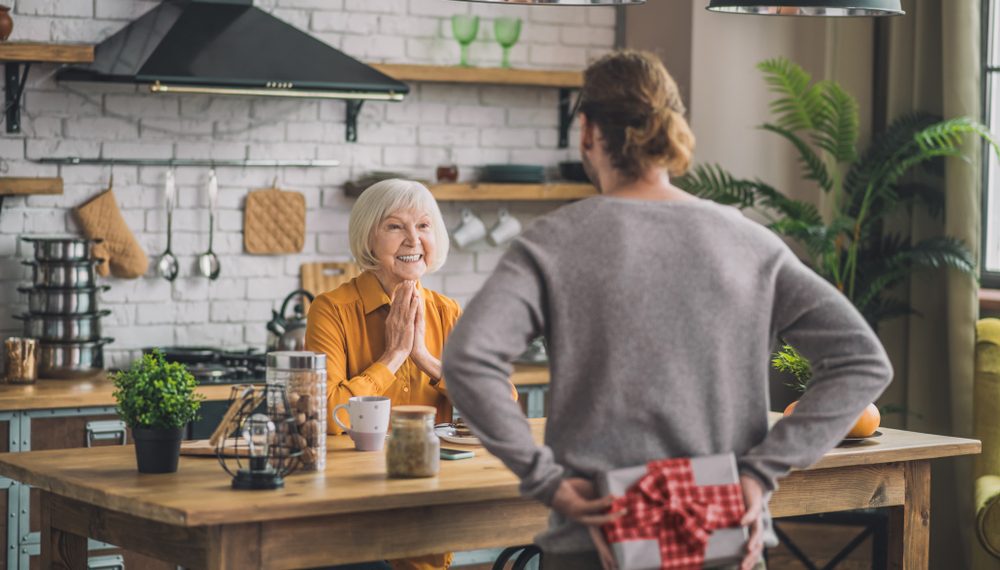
[40,491,87,570]
[888,460,931,569]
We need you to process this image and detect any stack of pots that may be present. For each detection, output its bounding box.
[16,237,113,379]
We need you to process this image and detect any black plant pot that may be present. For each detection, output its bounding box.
[132,426,184,474]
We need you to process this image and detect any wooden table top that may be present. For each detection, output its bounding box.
[0,365,551,412]
[0,417,978,528]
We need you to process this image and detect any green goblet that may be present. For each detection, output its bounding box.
[451,14,480,67]
[493,17,522,69]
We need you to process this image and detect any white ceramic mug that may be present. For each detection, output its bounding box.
[333,396,390,451]
[488,208,522,246]
[451,208,487,249]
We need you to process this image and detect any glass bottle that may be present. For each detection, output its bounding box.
[386,405,439,478]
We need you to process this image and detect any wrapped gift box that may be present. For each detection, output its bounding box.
[596,453,748,570]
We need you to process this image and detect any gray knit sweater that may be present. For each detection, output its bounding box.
[442,196,892,553]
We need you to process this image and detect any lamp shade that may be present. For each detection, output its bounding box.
[706,0,903,16]
[452,0,643,4]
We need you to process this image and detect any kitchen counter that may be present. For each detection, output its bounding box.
[0,375,241,411]
[0,364,551,412]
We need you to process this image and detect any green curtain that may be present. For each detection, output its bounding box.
[872,0,983,566]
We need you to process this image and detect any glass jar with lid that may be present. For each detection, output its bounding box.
[386,405,439,478]
[266,351,327,471]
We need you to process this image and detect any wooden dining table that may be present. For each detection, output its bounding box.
[0,417,979,570]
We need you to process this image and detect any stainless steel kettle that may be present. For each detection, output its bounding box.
[266,289,316,352]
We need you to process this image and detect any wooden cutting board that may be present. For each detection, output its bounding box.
[301,261,361,311]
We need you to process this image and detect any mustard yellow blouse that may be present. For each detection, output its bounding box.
[305,271,460,435]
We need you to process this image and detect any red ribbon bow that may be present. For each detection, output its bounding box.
[603,458,746,570]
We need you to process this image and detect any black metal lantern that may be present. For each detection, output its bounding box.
[706,0,904,16]
[215,385,302,490]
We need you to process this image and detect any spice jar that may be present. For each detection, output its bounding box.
[4,337,37,384]
[266,351,327,471]
[386,405,439,478]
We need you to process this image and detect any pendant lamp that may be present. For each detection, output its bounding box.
[706,0,903,16]
[451,0,643,4]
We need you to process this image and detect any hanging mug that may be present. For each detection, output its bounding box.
[451,208,487,249]
[488,208,522,246]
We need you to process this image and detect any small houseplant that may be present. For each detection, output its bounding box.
[113,350,203,473]
[772,345,880,438]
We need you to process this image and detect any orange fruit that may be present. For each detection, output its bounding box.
[848,403,881,438]
[782,401,880,438]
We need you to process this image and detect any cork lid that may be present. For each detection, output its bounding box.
[392,405,436,417]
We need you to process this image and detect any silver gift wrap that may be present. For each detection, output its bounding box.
[597,454,748,570]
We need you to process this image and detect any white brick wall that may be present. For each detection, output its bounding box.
[0,0,614,371]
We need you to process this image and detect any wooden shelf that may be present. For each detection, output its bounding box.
[371,63,582,88]
[0,177,63,196]
[429,183,596,201]
[0,42,94,64]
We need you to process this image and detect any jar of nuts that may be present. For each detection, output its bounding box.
[386,405,439,478]
[266,351,327,471]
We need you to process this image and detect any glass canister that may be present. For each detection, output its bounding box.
[266,351,327,471]
[386,405,439,478]
[3,337,37,384]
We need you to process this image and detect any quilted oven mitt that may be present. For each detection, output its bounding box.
[74,188,149,279]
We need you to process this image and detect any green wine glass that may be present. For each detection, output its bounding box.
[451,14,480,67]
[493,17,522,69]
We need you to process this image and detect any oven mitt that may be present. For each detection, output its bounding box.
[74,188,149,279]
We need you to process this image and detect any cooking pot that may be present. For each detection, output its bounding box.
[37,338,113,379]
[18,286,109,315]
[16,311,110,342]
[23,260,102,288]
[21,236,101,262]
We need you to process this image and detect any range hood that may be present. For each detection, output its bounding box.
[57,0,409,103]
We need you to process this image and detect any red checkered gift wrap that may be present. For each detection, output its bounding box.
[596,454,748,570]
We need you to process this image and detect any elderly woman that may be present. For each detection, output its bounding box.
[305,178,456,570]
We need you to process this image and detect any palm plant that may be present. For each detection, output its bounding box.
[676,57,998,327]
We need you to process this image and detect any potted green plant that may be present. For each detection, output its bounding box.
[677,57,999,326]
[676,57,1000,419]
[113,350,203,473]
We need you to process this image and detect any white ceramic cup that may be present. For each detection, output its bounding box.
[333,396,390,451]
[451,208,487,249]
[488,208,522,246]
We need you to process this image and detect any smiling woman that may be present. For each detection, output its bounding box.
[305,179,458,570]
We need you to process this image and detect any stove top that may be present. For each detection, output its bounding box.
[144,346,266,385]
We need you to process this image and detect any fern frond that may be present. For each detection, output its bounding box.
[761,123,834,192]
[757,58,824,132]
[812,80,859,164]
[843,112,939,199]
[674,164,756,208]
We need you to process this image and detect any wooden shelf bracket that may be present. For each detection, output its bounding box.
[3,62,31,134]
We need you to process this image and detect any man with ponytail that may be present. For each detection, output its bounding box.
[443,50,891,570]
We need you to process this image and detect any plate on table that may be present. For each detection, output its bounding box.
[435,423,481,446]
[839,430,883,445]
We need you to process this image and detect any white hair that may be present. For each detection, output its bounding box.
[348,179,449,273]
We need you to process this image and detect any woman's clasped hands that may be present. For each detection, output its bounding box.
[380,280,441,380]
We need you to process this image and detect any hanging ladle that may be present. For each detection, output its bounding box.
[197,169,221,280]
[156,171,179,282]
